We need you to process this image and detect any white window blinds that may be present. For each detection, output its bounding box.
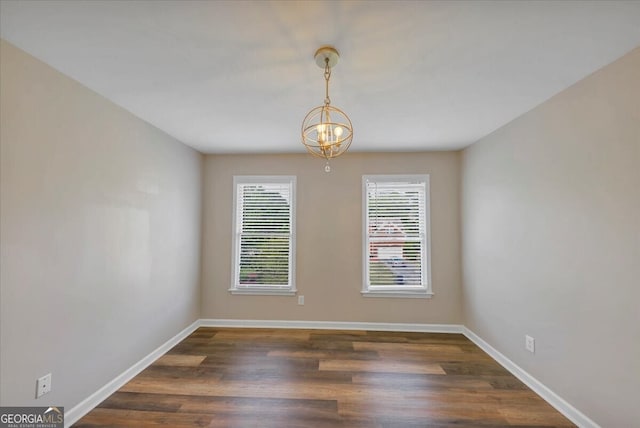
[363,176,430,294]
[232,177,295,292]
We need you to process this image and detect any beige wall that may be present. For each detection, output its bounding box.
[461,47,640,426]
[201,152,462,324]
[0,40,202,409]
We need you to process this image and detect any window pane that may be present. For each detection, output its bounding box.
[233,177,295,291]
[364,176,429,292]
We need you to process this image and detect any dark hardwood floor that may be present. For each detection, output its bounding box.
[74,327,574,427]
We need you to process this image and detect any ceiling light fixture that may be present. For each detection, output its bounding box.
[301,46,353,172]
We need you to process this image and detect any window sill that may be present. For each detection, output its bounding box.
[361,290,434,299]
[229,288,296,296]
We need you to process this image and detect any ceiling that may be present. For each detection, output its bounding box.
[1,1,639,154]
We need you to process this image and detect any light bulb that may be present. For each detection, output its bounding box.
[334,126,343,137]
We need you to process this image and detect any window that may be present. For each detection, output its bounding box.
[231,176,296,295]
[362,175,432,297]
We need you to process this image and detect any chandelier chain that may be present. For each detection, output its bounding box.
[324,58,331,106]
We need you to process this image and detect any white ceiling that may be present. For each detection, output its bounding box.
[1,1,639,154]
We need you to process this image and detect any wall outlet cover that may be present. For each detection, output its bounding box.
[525,335,535,353]
[36,373,52,398]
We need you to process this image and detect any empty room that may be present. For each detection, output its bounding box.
[0,1,638,427]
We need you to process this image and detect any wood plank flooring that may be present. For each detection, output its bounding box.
[74,327,575,427]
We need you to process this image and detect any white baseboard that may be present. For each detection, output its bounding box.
[199,318,463,333]
[64,319,596,428]
[462,327,599,428]
[64,320,200,427]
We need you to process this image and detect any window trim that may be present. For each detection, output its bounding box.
[230,175,297,296]
[362,174,433,298]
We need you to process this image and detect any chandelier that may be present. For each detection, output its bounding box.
[301,46,353,172]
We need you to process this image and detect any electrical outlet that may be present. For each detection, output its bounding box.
[525,335,535,353]
[36,373,52,398]
[298,295,304,305]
